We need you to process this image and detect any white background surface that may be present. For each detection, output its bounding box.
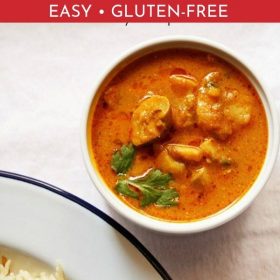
[0,24,279,279]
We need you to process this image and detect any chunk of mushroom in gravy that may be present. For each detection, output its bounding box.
[131,95,171,146]
[197,73,253,139]
[172,94,197,129]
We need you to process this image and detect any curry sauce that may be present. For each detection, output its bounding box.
[88,49,268,222]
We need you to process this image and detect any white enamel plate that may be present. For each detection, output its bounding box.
[0,171,171,279]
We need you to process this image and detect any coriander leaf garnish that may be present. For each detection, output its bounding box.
[111,143,135,174]
[156,189,179,207]
[115,169,179,207]
[131,169,171,190]
[140,185,163,207]
[116,180,138,199]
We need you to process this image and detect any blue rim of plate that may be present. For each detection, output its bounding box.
[0,170,172,280]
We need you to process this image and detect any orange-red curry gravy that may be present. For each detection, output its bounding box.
[88,49,267,222]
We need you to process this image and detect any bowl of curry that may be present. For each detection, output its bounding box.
[82,36,279,234]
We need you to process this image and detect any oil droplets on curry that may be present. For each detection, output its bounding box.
[88,49,268,222]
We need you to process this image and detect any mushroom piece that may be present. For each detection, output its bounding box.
[197,73,252,139]
[197,72,223,131]
[200,138,220,161]
[200,138,232,165]
[155,149,186,175]
[131,95,171,146]
[224,104,251,126]
[222,90,252,132]
[196,94,223,132]
[166,144,203,162]
[200,72,222,97]
[191,167,210,186]
[172,94,196,129]
[169,74,198,89]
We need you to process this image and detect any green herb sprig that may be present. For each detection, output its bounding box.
[111,144,179,207]
[116,169,178,207]
[111,143,135,174]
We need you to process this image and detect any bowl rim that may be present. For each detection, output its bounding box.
[81,35,279,234]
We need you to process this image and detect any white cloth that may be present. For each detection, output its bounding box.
[0,24,279,280]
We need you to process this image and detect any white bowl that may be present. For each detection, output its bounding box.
[0,171,170,279]
[81,36,279,234]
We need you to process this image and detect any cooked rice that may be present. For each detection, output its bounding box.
[0,259,65,280]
